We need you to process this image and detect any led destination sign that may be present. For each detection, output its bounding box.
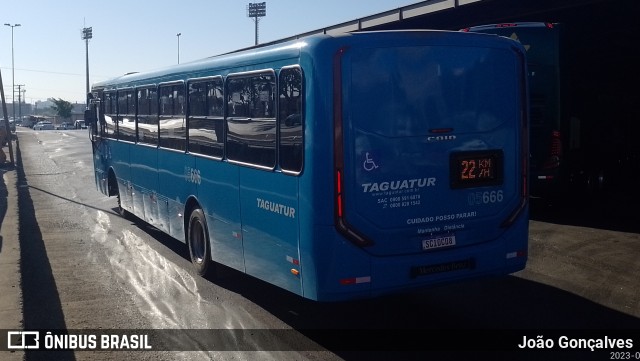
[450,150,503,189]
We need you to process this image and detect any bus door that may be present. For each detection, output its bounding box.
[227,70,302,296]
[156,84,190,237]
[186,78,245,271]
[89,91,110,197]
[97,91,132,209]
[336,40,527,283]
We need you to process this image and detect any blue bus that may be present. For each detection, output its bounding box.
[86,30,529,302]
[463,22,565,197]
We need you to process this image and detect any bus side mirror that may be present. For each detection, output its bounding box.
[84,109,96,127]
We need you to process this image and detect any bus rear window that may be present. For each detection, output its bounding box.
[349,46,517,136]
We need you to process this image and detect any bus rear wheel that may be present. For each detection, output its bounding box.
[187,208,212,277]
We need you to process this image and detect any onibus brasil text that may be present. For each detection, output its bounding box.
[12,331,152,350]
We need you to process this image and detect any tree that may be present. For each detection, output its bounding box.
[50,98,73,120]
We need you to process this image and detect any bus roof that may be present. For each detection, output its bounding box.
[92,29,524,91]
[462,22,558,32]
[91,36,319,90]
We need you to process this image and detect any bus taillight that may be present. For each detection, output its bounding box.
[543,130,562,169]
[336,170,344,218]
[334,169,372,247]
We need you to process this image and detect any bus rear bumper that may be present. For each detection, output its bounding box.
[312,215,528,302]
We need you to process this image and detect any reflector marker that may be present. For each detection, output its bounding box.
[339,276,371,285]
[506,251,526,259]
[286,255,300,265]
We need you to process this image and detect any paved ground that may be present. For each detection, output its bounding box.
[2,132,640,361]
[0,139,24,361]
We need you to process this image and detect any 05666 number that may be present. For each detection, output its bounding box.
[468,190,503,206]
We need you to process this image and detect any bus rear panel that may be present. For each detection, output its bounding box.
[313,31,528,301]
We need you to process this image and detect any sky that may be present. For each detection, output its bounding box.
[1,0,422,105]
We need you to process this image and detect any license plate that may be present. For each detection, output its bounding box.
[450,150,503,189]
[411,258,475,278]
[422,234,456,251]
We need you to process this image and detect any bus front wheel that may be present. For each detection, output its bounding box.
[187,208,212,277]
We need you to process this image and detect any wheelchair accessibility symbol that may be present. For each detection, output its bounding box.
[363,152,379,172]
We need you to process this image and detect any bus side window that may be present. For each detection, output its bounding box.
[118,89,136,142]
[188,78,224,158]
[137,87,159,145]
[226,72,276,168]
[278,67,303,173]
[159,83,186,151]
[103,91,118,139]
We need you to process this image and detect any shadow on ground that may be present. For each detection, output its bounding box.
[15,140,75,361]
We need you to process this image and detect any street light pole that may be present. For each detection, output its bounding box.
[4,23,21,121]
[82,26,93,107]
[177,33,181,64]
[247,3,267,46]
[15,84,24,122]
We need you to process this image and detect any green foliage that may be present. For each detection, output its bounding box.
[50,98,73,119]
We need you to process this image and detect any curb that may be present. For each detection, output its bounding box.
[0,139,24,360]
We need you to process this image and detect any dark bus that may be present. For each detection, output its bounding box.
[465,23,567,197]
[465,22,640,200]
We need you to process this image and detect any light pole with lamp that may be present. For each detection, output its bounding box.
[82,26,92,107]
[247,3,266,46]
[14,84,24,123]
[177,33,181,64]
[4,23,21,121]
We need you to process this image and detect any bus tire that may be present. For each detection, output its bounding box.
[187,208,213,277]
